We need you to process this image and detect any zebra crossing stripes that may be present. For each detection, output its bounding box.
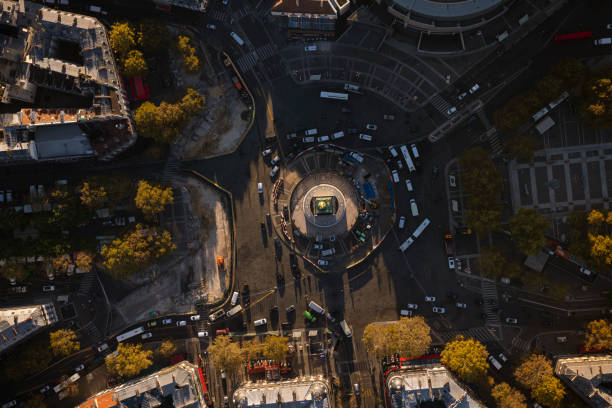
[236,52,258,73]
[255,44,276,61]
[488,131,504,157]
[232,6,249,20]
[511,336,531,352]
[481,280,501,326]
[83,321,103,342]
[430,94,452,115]
[436,326,498,343]
[208,9,228,22]
[161,158,181,184]
[78,271,97,295]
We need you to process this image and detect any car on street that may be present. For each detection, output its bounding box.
[190,315,201,321]
[456,302,467,309]
[400,309,413,316]
[432,307,445,314]
[270,155,280,166]
[318,259,328,266]
[75,364,85,372]
[359,134,373,142]
[1,401,16,408]
[147,321,157,327]
[425,296,436,302]
[286,305,295,313]
[353,383,360,395]
[448,257,455,269]
[326,312,336,322]
[607,24,612,29]
[489,355,502,370]
[341,107,352,113]
[209,310,225,321]
[216,328,230,335]
[176,320,187,326]
[406,303,418,310]
[270,166,279,179]
[469,84,480,94]
[398,216,405,229]
[405,179,413,191]
[198,331,208,337]
[317,135,330,143]
[457,92,467,100]
[206,24,216,30]
[286,132,297,140]
[257,182,263,195]
[396,160,403,169]
[42,285,55,292]
[262,149,271,157]
[313,243,323,249]
[254,318,267,326]
[222,0,229,4]
[40,385,51,393]
[498,353,508,362]
[347,128,358,134]
[505,317,518,324]
[446,106,457,115]
[391,170,400,183]
[141,332,152,339]
[162,318,172,325]
[365,124,377,130]
[97,343,109,352]
[305,45,317,52]
[384,114,395,120]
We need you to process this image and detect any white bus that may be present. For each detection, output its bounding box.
[399,237,414,252]
[400,145,416,172]
[116,326,145,342]
[412,218,431,238]
[320,91,349,101]
[548,91,569,110]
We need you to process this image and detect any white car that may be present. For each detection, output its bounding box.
[457,92,467,100]
[359,134,373,141]
[75,364,85,372]
[206,24,216,30]
[469,84,480,94]
[432,307,446,314]
[318,259,328,266]
[270,155,280,166]
[425,296,436,302]
[190,315,201,321]
[254,318,267,326]
[97,343,109,353]
[505,317,518,324]
[448,257,455,269]
[305,45,317,52]
[398,216,405,229]
[498,353,508,362]
[1,401,16,408]
[365,124,377,130]
[270,166,279,178]
[162,318,172,325]
[262,149,272,157]
[607,24,612,29]
[198,331,209,337]
[447,106,457,115]
[456,302,467,309]
[176,320,187,326]
[257,182,263,194]
[406,303,418,310]
[141,332,153,339]
[405,179,413,192]
[317,135,330,143]
[286,133,297,140]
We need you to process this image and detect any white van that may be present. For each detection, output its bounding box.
[321,248,335,257]
[332,131,344,140]
[317,135,330,143]
[410,199,419,216]
[302,136,315,143]
[410,144,419,159]
[392,170,400,183]
[270,166,279,178]
[388,146,398,158]
[230,32,244,46]
[254,318,267,326]
[488,355,502,370]
[349,152,364,163]
[231,291,239,306]
[198,331,208,337]
[340,320,352,338]
[227,304,243,317]
[308,301,325,314]
[305,128,318,136]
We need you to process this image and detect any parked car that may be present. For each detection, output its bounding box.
[448,257,455,269]
[39,385,51,393]
[198,331,209,337]
[432,307,446,314]
[147,321,157,327]
[447,106,457,115]
[365,124,377,130]
[405,179,413,192]
[498,353,508,362]
[318,259,328,266]
[456,302,467,309]
[398,216,406,229]
[141,332,153,339]
[176,320,187,326]
[383,114,395,120]
[270,166,279,179]
[270,155,280,166]
[42,285,55,292]
[97,343,109,353]
[359,134,373,142]
[505,317,518,324]
[162,318,172,325]
[341,108,352,113]
[75,364,85,372]
[406,303,418,309]
[305,45,317,52]
[469,84,480,94]
[457,92,467,100]
[209,310,225,321]
[190,315,201,321]
[206,24,216,30]
[262,149,272,157]
[425,296,436,302]
[286,305,295,313]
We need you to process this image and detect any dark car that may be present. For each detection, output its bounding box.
[242,285,250,306]
[348,128,358,134]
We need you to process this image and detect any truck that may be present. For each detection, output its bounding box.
[339,320,352,338]
[227,304,243,317]
[344,83,361,94]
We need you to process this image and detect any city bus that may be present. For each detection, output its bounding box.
[412,218,431,238]
[116,326,145,342]
[320,91,349,101]
[554,31,592,42]
[399,145,416,172]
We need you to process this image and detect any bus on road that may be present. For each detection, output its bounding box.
[320,91,349,101]
[116,326,145,342]
[412,218,431,238]
[399,145,416,172]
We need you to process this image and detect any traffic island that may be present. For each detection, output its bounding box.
[269,145,395,272]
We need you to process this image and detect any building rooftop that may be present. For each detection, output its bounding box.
[77,361,206,408]
[387,363,484,408]
[555,354,612,408]
[233,376,330,408]
[271,0,337,16]
[0,303,58,354]
[387,0,502,19]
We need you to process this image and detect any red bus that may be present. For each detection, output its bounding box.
[554,31,592,42]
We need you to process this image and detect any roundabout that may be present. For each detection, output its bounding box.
[269,145,396,272]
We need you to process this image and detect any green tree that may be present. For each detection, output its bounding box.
[363,317,431,358]
[514,354,553,390]
[158,339,177,357]
[180,88,205,116]
[261,335,289,362]
[134,180,174,218]
[491,382,527,408]
[106,343,153,378]
[440,335,489,382]
[208,336,244,376]
[532,376,566,408]
[509,208,549,255]
[134,101,164,141]
[122,50,148,78]
[137,19,168,54]
[466,206,502,236]
[0,261,27,283]
[584,319,612,349]
[101,224,176,278]
[109,22,136,58]
[79,181,107,209]
[504,133,538,162]
[478,248,506,278]
[50,329,80,356]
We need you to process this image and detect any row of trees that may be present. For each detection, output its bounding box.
[362,316,431,358]
[134,88,205,143]
[208,335,289,375]
[177,35,201,74]
[109,20,168,77]
[568,209,612,267]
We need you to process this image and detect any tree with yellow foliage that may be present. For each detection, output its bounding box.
[134,101,163,141]
[180,88,205,116]
[208,336,243,376]
[242,338,263,361]
[122,49,148,78]
[0,261,26,283]
[50,329,80,356]
[101,224,176,278]
[585,319,612,349]
[440,335,488,382]
[363,317,431,358]
[109,22,136,58]
[607,211,612,225]
[587,209,605,228]
[589,233,612,265]
[491,383,527,408]
[75,251,93,272]
[176,35,201,74]
[261,335,289,362]
[158,339,177,358]
[532,376,566,408]
[79,181,107,209]
[106,343,153,378]
[135,180,174,218]
[514,354,554,390]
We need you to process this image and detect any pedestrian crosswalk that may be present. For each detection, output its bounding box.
[161,158,181,184]
[78,271,97,295]
[430,94,452,115]
[83,321,103,342]
[236,51,258,73]
[232,6,250,20]
[512,336,531,352]
[208,9,228,22]
[487,130,504,157]
[255,43,276,61]
[437,326,498,344]
[482,280,501,326]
